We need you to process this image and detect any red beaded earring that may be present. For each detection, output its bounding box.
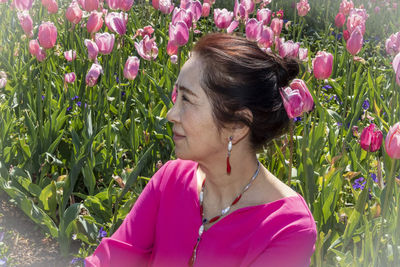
[227,136,233,174]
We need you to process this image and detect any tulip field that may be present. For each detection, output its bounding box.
[0,0,400,266]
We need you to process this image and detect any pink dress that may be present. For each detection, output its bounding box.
[85,159,317,267]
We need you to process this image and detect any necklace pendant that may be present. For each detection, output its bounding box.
[198,224,204,236]
[221,206,231,216]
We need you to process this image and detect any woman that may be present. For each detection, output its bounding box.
[85,33,317,267]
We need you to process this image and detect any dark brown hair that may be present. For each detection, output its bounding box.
[192,33,299,150]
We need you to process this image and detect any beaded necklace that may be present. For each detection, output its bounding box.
[188,161,261,266]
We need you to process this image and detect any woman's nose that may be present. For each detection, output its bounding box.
[166,103,179,123]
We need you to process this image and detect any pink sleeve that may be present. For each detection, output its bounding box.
[84,161,171,267]
[249,227,316,267]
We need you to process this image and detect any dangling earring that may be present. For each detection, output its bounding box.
[226,136,233,174]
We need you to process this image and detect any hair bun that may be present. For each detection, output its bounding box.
[275,57,300,88]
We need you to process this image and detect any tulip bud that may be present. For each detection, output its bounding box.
[159,0,174,14]
[38,21,57,49]
[83,0,99,12]
[152,0,159,10]
[18,12,33,37]
[44,0,58,14]
[270,18,283,36]
[202,3,210,17]
[290,78,314,112]
[280,87,303,119]
[87,11,103,33]
[86,63,103,86]
[64,50,77,61]
[385,122,400,159]
[312,51,333,80]
[245,18,262,42]
[29,39,40,56]
[214,8,233,29]
[257,8,272,25]
[169,21,189,47]
[258,26,274,49]
[346,26,363,55]
[360,123,383,152]
[123,56,140,80]
[119,0,134,11]
[166,40,178,56]
[335,12,345,28]
[64,72,76,83]
[95,32,115,55]
[66,1,83,24]
[296,0,310,17]
[84,39,99,60]
[343,30,350,41]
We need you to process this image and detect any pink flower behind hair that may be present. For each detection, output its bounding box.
[214,8,233,29]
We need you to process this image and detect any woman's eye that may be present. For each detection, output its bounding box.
[182,94,189,102]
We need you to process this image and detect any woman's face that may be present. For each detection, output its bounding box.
[167,55,227,162]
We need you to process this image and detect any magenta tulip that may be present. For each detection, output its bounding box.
[66,1,83,24]
[84,39,99,60]
[83,0,99,12]
[346,26,363,55]
[38,22,57,49]
[159,0,174,14]
[105,12,128,35]
[13,0,34,10]
[290,79,314,112]
[43,0,58,14]
[171,85,177,103]
[270,18,283,36]
[186,0,202,22]
[312,51,333,80]
[226,20,239,33]
[87,11,103,33]
[64,72,76,83]
[214,8,233,29]
[392,52,400,86]
[258,26,274,48]
[106,0,120,10]
[95,32,115,55]
[119,0,134,11]
[257,8,272,25]
[123,56,140,80]
[202,3,210,17]
[29,39,40,56]
[280,87,304,119]
[334,12,345,28]
[64,50,77,61]
[172,8,193,29]
[0,71,7,89]
[134,35,158,61]
[299,48,308,61]
[245,18,262,42]
[86,63,103,86]
[169,21,189,47]
[279,40,300,58]
[296,0,310,17]
[385,122,400,159]
[234,0,248,22]
[18,12,33,37]
[166,40,178,56]
[339,0,353,16]
[385,32,400,56]
[360,123,383,152]
[152,0,159,10]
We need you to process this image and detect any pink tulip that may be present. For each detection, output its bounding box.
[0,71,7,89]
[202,3,210,17]
[290,79,314,112]
[105,12,128,35]
[84,39,99,60]
[258,26,274,48]
[360,123,383,152]
[172,8,193,28]
[86,63,103,86]
[152,0,159,10]
[64,50,77,61]
[29,39,40,56]
[95,32,115,55]
[214,8,233,29]
[119,0,134,11]
[83,0,99,12]
[169,21,189,47]
[257,8,272,25]
[385,122,400,159]
[296,0,310,17]
[0,0,7,3]
[349,8,368,21]
[245,18,262,42]
[343,30,350,41]
[87,11,103,33]
[339,0,353,16]
[123,56,140,80]
[38,22,57,49]
[159,0,174,14]
[106,0,120,10]
[280,87,304,119]
[135,25,154,38]
[385,32,400,56]
[298,47,308,61]
[36,47,47,62]
[236,0,254,16]
[18,12,33,37]
[274,36,284,52]
[13,0,34,10]
[270,18,283,36]
[334,12,345,28]
[171,84,177,103]
[42,0,58,14]
[392,52,400,86]
[66,1,83,24]
[279,40,300,58]
[226,20,239,34]
[346,13,365,35]
[346,26,363,55]
[312,51,333,80]
[233,0,248,21]
[186,0,202,22]
[134,35,158,61]
[166,40,178,56]
[64,72,76,83]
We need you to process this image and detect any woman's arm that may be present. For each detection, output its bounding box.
[84,161,171,267]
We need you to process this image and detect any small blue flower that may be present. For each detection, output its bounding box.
[41,95,45,100]
[121,91,126,97]
[322,85,332,90]
[293,116,302,122]
[362,99,370,110]
[71,96,79,101]
[67,106,72,112]
[337,122,343,127]
[371,173,378,183]
[98,227,107,239]
[353,177,366,190]
[70,257,83,265]
[77,101,82,107]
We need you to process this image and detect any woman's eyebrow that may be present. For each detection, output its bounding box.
[176,84,198,98]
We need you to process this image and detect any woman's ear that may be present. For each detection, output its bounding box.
[231,108,253,144]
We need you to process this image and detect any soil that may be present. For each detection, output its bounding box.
[0,189,82,267]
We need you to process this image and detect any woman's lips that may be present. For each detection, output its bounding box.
[173,132,185,141]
